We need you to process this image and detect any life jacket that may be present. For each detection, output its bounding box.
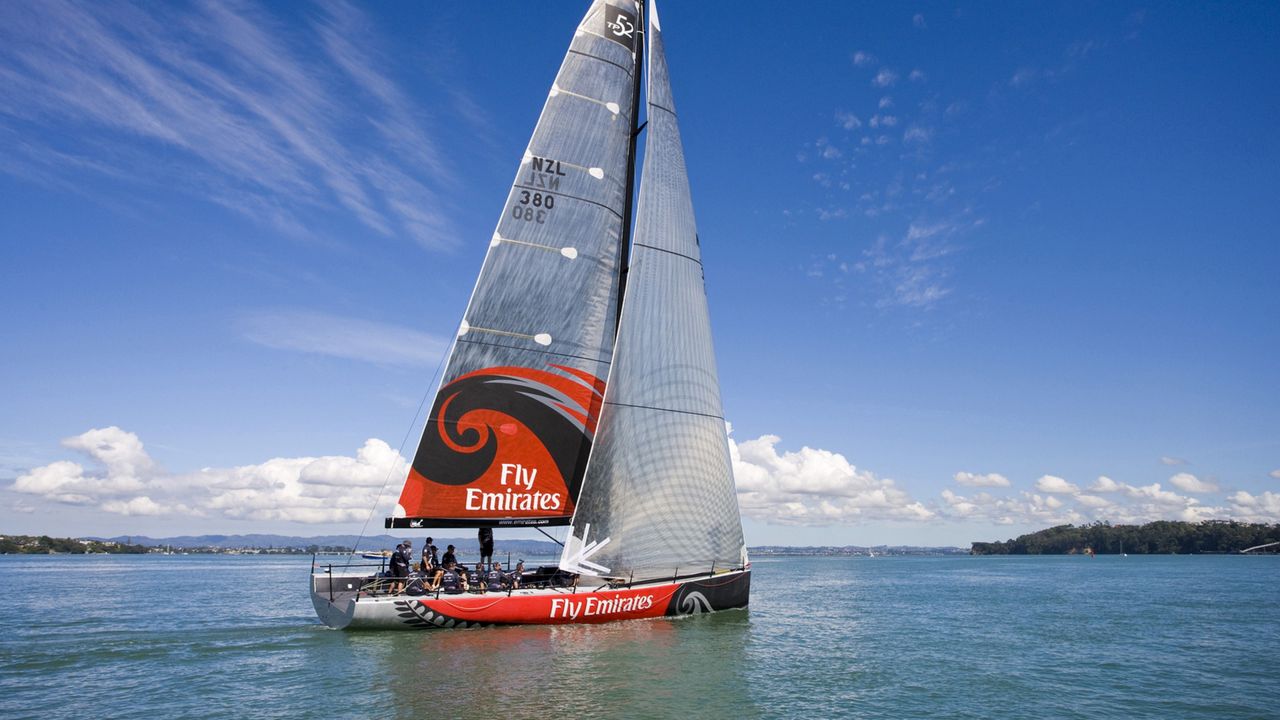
[485,570,505,591]
[440,569,462,593]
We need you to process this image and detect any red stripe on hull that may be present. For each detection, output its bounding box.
[418,584,679,625]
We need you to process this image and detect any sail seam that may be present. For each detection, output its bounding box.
[633,242,701,265]
[456,336,613,365]
[649,102,677,116]
[603,400,724,421]
[567,49,634,77]
[512,184,623,220]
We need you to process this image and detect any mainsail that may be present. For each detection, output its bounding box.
[390,1,643,528]
[561,0,747,579]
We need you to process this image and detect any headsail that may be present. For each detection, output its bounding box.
[389,1,643,528]
[561,0,747,578]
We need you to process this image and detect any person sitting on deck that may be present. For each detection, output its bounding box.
[510,560,525,589]
[439,562,464,594]
[486,562,508,592]
[467,562,485,593]
[440,544,458,568]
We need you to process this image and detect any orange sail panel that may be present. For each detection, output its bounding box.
[393,366,605,526]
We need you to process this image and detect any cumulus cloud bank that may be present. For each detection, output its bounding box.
[730,433,932,525]
[14,428,1280,530]
[13,427,406,524]
[937,470,1269,526]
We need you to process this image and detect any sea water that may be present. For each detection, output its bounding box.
[0,554,1275,719]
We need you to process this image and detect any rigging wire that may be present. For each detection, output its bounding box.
[344,343,451,568]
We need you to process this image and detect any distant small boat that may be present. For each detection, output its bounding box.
[361,551,392,561]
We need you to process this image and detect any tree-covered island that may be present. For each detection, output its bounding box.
[971,520,1280,555]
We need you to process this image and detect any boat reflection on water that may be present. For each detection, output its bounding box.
[356,610,757,718]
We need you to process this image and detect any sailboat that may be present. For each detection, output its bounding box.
[311,0,750,630]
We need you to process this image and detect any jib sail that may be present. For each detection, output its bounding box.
[560,0,747,577]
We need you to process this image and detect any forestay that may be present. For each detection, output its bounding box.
[562,0,747,580]
[390,1,642,528]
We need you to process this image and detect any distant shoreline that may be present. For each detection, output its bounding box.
[971,520,1280,555]
[2,533,969,557]
[7,520,1278,557]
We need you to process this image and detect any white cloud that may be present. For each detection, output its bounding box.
[1124,482,1187,506]
[873,68,899,87]
[942,471,1278,526]
[909,69,927,83]
[12,427,408,524]
[1160,456,1188,466]
[856,215,976,311]
[12,427,153,502]
[12,461,97,505]
[239,309,449,366]
[903,125,933,144]
[939,488,1083,526]
[954,471,1010,488]
[816,137,843,159]
[1035,475,1080,494]
[1269,469,1280,480]
[1090,475,1123,492]
[835,111,862,130]
[879,96,893,109]
[1010,68,1038,87]
[913,13,926,29]
[852,51,876,67]
[731,434,932,525]
[1227,491,1280,521]
[1074,494,1112,509]
[1168,472,1218,494]
[101,496,180,516]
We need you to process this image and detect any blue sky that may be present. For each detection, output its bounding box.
[2,0,1277,546]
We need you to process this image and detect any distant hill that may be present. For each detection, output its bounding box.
[971,520,1280,555]
[93,533,562,557]
[71,534,970,557]
[750,545,967,557]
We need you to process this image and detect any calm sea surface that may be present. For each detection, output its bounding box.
[1,554,1276,719]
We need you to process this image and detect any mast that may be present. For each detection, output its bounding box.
[615,0,645,333]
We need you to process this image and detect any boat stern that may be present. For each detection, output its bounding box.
[310,571,362,629]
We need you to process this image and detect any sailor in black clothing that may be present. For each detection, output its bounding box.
[467,562,485,592]
[441,544,458,568]
[478,527,494,566]
[486,562,508,592]
[439,562,463,594]
[420,537,439,574]
[388,540,411,594]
